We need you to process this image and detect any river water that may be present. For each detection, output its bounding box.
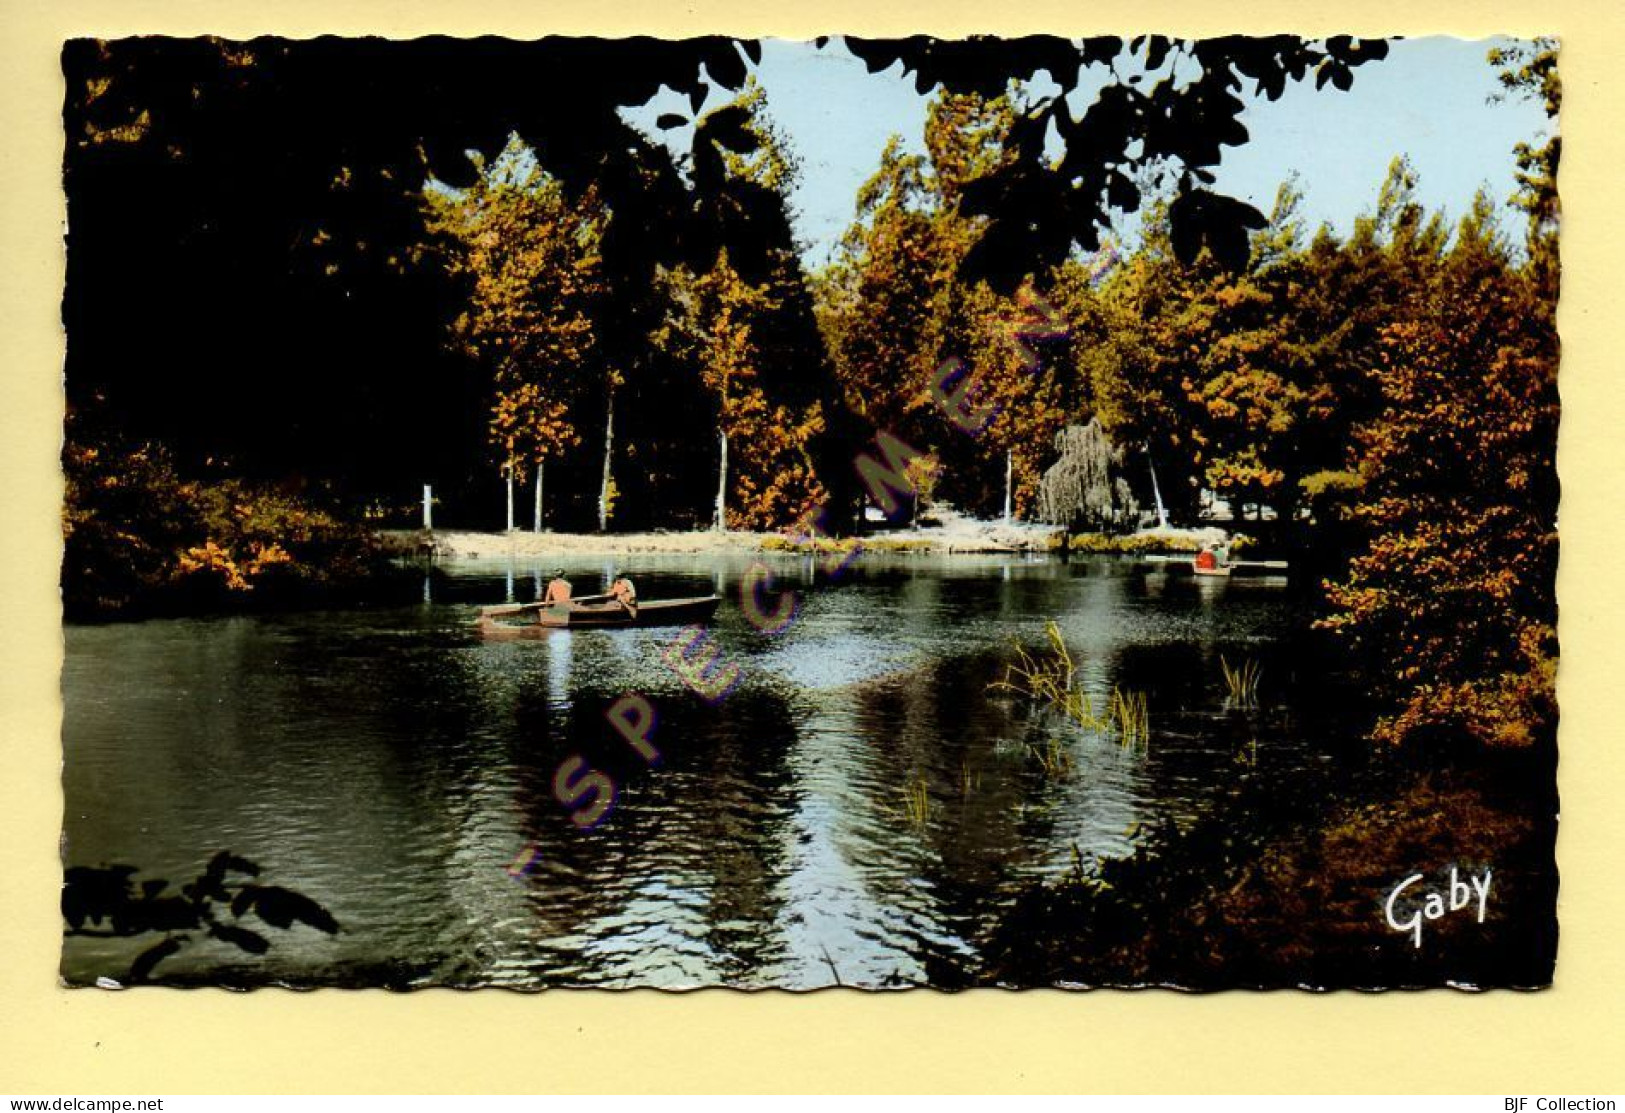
[61,553,1340,989]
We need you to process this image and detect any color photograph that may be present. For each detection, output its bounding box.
[58,33,1560,991]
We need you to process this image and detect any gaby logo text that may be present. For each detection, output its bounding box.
[1384,866,1492,948]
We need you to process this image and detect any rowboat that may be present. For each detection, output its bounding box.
[1142,555,1288,577]
[476,595,723,633]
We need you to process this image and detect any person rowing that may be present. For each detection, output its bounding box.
[608,570,638,619]
[543,568,572,605]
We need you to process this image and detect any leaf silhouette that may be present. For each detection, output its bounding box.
[210,923,271,955]
[220,853,261,877]
[141,896,202,933]
[62,865,137,930]
[655,113,687,131]
[129,936,183,983]
[698,104,748,134]
[1168,188,1266,270]
[241,885,340,934]
[704,43,748,90]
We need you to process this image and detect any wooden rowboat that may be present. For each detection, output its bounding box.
[477,595,723,633]
[1192,562,1232,578]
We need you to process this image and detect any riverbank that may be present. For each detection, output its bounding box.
[383,516,1237,560]
[978,758,1558,990]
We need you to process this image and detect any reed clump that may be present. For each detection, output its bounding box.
[1221,656,1263,707]
[1110,688,1150,748]
[959,759,980,796]
[1026,736,1074,779]
[901,776,932,827]
[990,620,1150,748]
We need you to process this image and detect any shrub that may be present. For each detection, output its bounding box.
[63,425,387,618]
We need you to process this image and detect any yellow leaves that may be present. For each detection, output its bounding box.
[428,139,608,472]
[245,542,293,577]
[85,108,152,147]
[178,539,251,592]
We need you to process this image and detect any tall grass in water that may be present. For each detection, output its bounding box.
[989,621,1077,710]
[1026,736,1074,778]
[901,776,932,827]
[959,758,980,797]
[990,620,1150,748]
[1109,688,1149,749]
[1221,656,1263,708]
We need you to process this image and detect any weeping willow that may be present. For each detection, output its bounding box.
[1037,419,1137,531]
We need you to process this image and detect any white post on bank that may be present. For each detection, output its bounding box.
[505,463,515,532]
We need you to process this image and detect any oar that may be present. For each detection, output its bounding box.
[480,592,616,619]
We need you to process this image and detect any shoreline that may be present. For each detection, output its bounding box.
[382,524,1234,561]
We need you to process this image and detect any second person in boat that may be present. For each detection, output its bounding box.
[609,570,638,619]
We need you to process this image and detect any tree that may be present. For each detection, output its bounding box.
[819,89,1082,522]
[1168,181,1324,521]
[1076,203,1216,524]
[816,135,945,447]
[657,249,829,531]
[423,136,607,530]
[941,278,1075,520]
[1037,419,1138,531]
[63,35,1390,535]
[647,82,836,531]
[61,36,761,515]
[1320,188,1559,749]
[1489,38,1560,302]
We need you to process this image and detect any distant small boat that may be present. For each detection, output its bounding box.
[1143,554,1287,578]
[477,595,723,633]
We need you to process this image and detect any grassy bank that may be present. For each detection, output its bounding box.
[386,525,1247,560]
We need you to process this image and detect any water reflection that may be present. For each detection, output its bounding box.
[61,554,1327,989]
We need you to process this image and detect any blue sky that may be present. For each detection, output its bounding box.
[622,36,1555,267]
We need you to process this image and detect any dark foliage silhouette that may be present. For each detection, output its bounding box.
[62,851,339,983]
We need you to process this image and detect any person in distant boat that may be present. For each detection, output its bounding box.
[543,568,572,605]
[1194,544,1218,571]
[608,571,638,618]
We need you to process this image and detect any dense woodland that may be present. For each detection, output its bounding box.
[60,36,1559,753]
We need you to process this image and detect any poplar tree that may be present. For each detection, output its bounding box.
[423,135,606,529]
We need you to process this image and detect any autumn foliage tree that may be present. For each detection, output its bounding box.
[657,250,828,530]
[815,136,945,451]
[1070,204,1214,524]
[1318,190,1559,750]
[423,135,608,527]
[1303,43,1561,752]
[819,90,1082,521]
[61,403,384,618]
[648,84,834,531]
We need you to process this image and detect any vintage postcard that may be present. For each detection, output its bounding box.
[58,33,1559,992]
